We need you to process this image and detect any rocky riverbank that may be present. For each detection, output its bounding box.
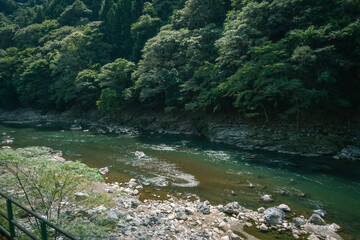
[67,179,343,240]
[1,108,359,160]
[0,146,346,239]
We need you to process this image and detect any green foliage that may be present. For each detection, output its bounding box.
[131,3,161,61]
[0,47,20,109]
[181,62,222,112]
[0,24,17,49]
[34,6,46,24]
[193,118,209,134]
[0,13,11,27]
[99,0,114,22]
[0,147,103,224]
[17,59,53,108]
[97,88,120,116]
[0,0,359,120]
[95,58,136,114]
[13,20,59,48]
[47,0,77,19]
[134,24,221,109]
[12,7,36,27]
[215,0,360,120]
[58,0,92,26]
[49,31,92,108]
[63,219,113,239]
[0,0,18,15]
[106,0,134,57]
[76,192,112,209]
[152,0,186,21]
[172,0,226,30]
[49,22,111,109]
[74,69,100,109]
[97,58,135,91]
[220,41,303,120]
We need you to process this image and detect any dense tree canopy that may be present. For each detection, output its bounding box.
[0,0,359,121]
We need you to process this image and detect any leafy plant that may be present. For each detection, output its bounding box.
[0,147,103,227]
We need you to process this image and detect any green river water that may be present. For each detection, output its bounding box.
[0,122,359,239]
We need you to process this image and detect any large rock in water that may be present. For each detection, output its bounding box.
[292,217,307,228]
[264,207,285,225]
[278,204,291,212]
[314,209,326,218]
[309,213,326,225]
[99,167,109,175]
[134,151,150,160]
[261,194,273,202]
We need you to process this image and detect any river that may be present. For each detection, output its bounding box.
[1,122,359,239]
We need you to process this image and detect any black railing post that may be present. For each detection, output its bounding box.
[6,199,15,239]
[40,220,48,240]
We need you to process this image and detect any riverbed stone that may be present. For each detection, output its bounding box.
[135,151,149,159]
[127,178,138,188]
[245,222,252,228]
[257,207,265,213]
[278,204,291,212]
[260,224,269,232]
[99,167,109,175]
[261,195,273,202]
[264,207,285,225]
[197,201,211,215]
[201,206,210,215]
[304,224,343,240]
[328,223,340,232]
[308,234,320,240]
[106,210,119,221]
[230,232,241,240]
[176,210,187,220]
[224,202,244,215]
[51,155,66,162]
[292,217,307,228]
[131,200,139,208]
[185,207,196,215]
[314,209,326,218]
[309,214,326,225]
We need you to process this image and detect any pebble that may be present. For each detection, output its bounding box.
[245,222,252,228]
[260,223,269,232]
[308,234,320,240]
[257,207,265,213]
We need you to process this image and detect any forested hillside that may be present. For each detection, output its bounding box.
[0,0,359,122]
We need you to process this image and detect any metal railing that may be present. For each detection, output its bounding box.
[0,192,78,240]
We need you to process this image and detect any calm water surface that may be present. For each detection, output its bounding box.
[1,122,359,239]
